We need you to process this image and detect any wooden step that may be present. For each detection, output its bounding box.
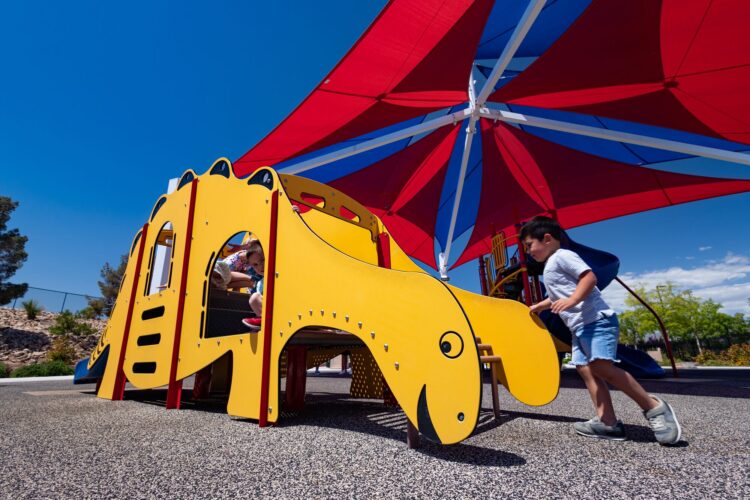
[476,343,492,351]
[474,336,482,344]
[480,355,502,363]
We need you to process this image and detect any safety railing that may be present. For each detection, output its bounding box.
[4,286,105,314]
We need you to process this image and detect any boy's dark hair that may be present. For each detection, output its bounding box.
[519,216,562,242]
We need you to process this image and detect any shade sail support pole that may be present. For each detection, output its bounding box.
[475,0,547,107]
[439,0,545,278]
[282,108,472,175]
[480,108,750,166]
[439,115,477,280]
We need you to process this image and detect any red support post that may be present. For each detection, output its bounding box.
[192,365,212,401]
[615,277,678,378]
[259,190,280,427]
[166,178,199,409]
[112,223,149,401]
[376,232,391,269]
[478,256,489,296]
[284,346,308,412]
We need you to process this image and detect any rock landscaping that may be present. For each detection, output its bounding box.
[0,308,103,371]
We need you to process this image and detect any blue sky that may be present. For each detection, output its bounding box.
[2,1,749,315]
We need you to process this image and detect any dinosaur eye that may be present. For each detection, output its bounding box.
[439,331,463,359]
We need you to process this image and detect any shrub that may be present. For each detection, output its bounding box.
[695,343,750,366]
[0,361,10,378]
[10,361,74,378]
[77,306,99,320]
[49,310,96,336]
[723,343,750,366]
[47,336,77,364]
[21,299,43,320]
[694,350,721,366]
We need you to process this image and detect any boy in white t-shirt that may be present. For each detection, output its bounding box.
[521,216,681,444]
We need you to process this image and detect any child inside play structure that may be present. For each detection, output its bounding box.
[238,239,264,332]
[211,241,262,292]
[521,216,681,445]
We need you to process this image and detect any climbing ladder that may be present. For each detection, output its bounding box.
[475,336,502,419]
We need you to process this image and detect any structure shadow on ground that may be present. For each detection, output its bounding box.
[114,386,526,466]
[91,384,691,450]
[278,396,528,467]
[560,367,750,399]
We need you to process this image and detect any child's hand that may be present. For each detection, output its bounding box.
[551,298,577,314]
[529,299,551,315]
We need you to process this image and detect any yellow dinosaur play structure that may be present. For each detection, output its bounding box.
[77,158,560,445]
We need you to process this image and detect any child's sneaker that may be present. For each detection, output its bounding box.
[573,416,627,441]
[242,317,262,331]
[644,395,682,445]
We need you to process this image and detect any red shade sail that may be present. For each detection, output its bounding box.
[330,124,460,267]
[234,0,750,272]
[452,119,750,267]
[493,0,750,145]
[234,0,493,176]
[324,116,750,270]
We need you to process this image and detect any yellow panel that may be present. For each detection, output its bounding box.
[383,231,427,273]
[269,174,481,444]
[122,180,193,389]
[178,164,275,420]
[447,286,560,406]
[89,163,561,445]
[306,348,344,370]
[298,208,379,265]
[350,348,385,399]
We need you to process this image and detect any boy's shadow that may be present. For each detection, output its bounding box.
[476,407,689,447]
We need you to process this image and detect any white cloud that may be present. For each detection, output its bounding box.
[601,253,750,316]
[698,246,712,251]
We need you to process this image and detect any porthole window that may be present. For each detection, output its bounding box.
[210,160,230,178]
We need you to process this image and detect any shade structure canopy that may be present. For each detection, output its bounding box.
[235,0,750,275]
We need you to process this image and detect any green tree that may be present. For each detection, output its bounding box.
[0,197,28,305]
[88,254,127,316]
[622,283,749,357]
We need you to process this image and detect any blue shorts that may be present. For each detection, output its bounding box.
[571,314,620,366]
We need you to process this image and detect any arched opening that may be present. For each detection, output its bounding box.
[279,327,391,415]
[190,351,233,405]
[144,222,175,295]
[203,231,264,339]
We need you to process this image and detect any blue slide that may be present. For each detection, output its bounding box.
[73,345,109,384]
[534,232,665,378]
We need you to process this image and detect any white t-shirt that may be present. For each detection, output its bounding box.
[543,248,614,333]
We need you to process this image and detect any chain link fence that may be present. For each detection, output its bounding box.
[4,286,105,314]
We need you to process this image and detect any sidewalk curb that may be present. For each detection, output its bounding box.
[0,375,74,384]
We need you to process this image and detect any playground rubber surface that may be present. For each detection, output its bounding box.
[1,368,748,499]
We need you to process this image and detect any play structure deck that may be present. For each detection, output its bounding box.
[76,159,560,446]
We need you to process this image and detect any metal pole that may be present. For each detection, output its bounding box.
[283,109,471,175]
[616,277,678,377]
[480,108,750,167]
[475,0,547,106]
[60,293,68,313]
[439,117,477,279]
